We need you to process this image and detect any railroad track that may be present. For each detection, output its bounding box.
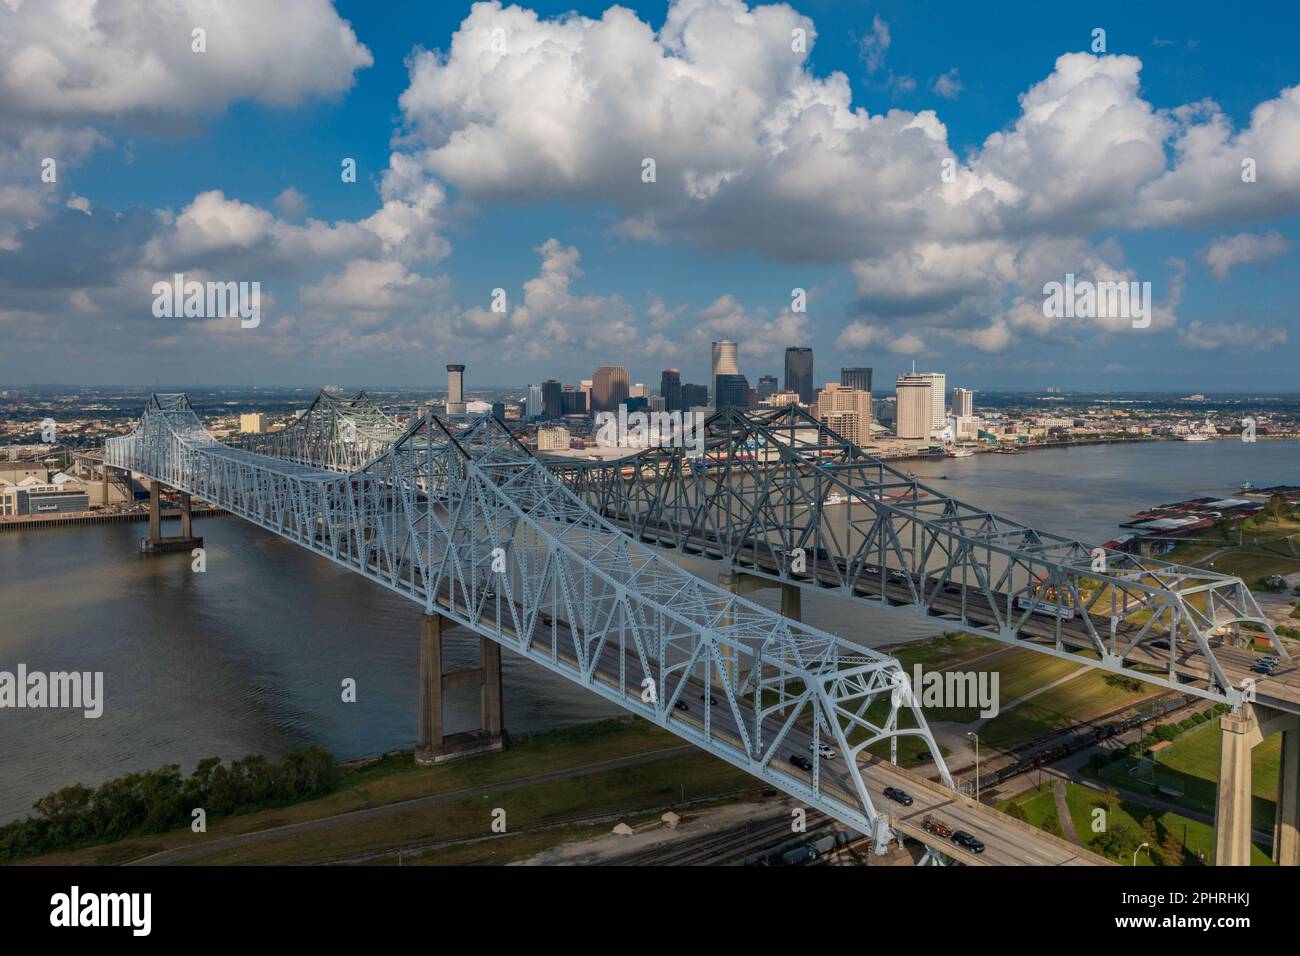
[606,810,830,866]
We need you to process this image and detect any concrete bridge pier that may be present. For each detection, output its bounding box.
[139,479,203,554]
[1213,703,1300,866]
[717,569,804,689]
[416,611,506,765]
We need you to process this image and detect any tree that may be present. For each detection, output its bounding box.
[1103,787,1121,813]
[1141,815,1159,849]
[1043,812,1065,838]
[1161,829,1184,866]
[1006,801,1028,822]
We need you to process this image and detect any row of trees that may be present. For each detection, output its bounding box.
[0,747,339,861]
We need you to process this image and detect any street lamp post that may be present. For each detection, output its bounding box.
[1133,842,1149,866]
[967,732,980,803]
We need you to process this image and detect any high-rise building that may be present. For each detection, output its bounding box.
[681,383,709,409]
[560,388,587,416]
[894,372,932,440]
[526,384,542,419]
[814,383,874,446]
[445,364,467,416]
[711,340,738,380]
[952,387,974,419]
[756,375,779,402]
[660,368,683,412]
[915,371,946,433]
[784,347,814,403]
[580,380,593,414]
[541,379,563,420]
[491,401,506,421]
[239,413,268,434]
[714,373,750,408]
[841,367,873,393]
[591,365,630,414]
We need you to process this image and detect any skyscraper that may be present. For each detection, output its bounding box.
[814,382,874,445]
[591,365,630,414]
[841,367,873,392]
[541,379,563,420]
[526,384,542,420]
[915,371,946,433]
[445,364,467,416]
[952,387,974,418]
[660,368,682,412]
[756,374,778,401]
[785,347,814,403]
[711,340,738,405]
[894,371,932,440]
[714,373,750,408]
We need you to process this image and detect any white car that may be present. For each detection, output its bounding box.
[810,742,837,760]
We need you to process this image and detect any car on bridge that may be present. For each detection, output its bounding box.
[674,700,689,712]
[951,830,986,854]
[788,754,813,772]
[700,693,718,706]
[883,786,913,806]
[810,742,836,760]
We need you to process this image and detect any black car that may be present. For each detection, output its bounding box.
[1152,640,1171,651]
[951,831,985,853]
[674,700,689,712]
[788,754,813,772]
[700,693,718,706]
[883,786,913,806]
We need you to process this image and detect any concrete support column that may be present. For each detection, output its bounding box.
[416,611,506,765]
[716,569,741,687]
[148,480,161,542]
[1275,728,1300,866]
[102,463,109,506]
[1214,710,1258,866]
[417,612,445,756]
[480,637,503,737]
[780,582,802,621]
[180,491,193,539]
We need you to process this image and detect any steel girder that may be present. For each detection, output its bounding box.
[237,390,409,471]
[105,394,953,846]
[542,405,1285,706]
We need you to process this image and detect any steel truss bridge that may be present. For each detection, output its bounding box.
[246,392,1292,711]
[106,392,1116,865]
[544,405,1294,712]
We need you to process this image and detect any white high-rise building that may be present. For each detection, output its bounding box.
[526,384,542,419]
[711,340,738,387]
[895,373,932,441]
[953,387,974,419]
[914,370,946,434]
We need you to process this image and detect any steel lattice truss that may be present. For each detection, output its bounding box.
[541,406,1286,706]
[237,389,409,471]
[105,394,953,845]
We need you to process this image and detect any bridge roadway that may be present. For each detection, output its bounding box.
[430,588,1109,866]
[593,510,1300,714]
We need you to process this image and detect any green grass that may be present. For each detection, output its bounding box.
[1083,720,1281,829]
[1004,781,1273,865]
[998,781,1061,829]
[976,670,1155,750]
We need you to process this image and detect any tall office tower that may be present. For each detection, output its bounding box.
[491,401,506,421]
[629,383,648,399]
[591,365,630,414]
[561,388,587,416]
[445,364,467,416]
[711,340,739,380]
[580,379,593,413]
[714,373,750,408]
[660,368,682,412]
[756,374,778,401]
[541,379,563,420]
[784,347,814,403]
[915,371,946,434]
[952,386,974,419]
[681,383,709,409]
[841,367,873,392]
[526,384,542,420]
[894,372,933,440]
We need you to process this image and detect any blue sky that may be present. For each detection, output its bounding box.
[1,0,1297,392]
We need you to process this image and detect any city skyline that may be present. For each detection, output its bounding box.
[0,1,1298,391]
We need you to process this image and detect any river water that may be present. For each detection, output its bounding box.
[1,439,1295,823]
